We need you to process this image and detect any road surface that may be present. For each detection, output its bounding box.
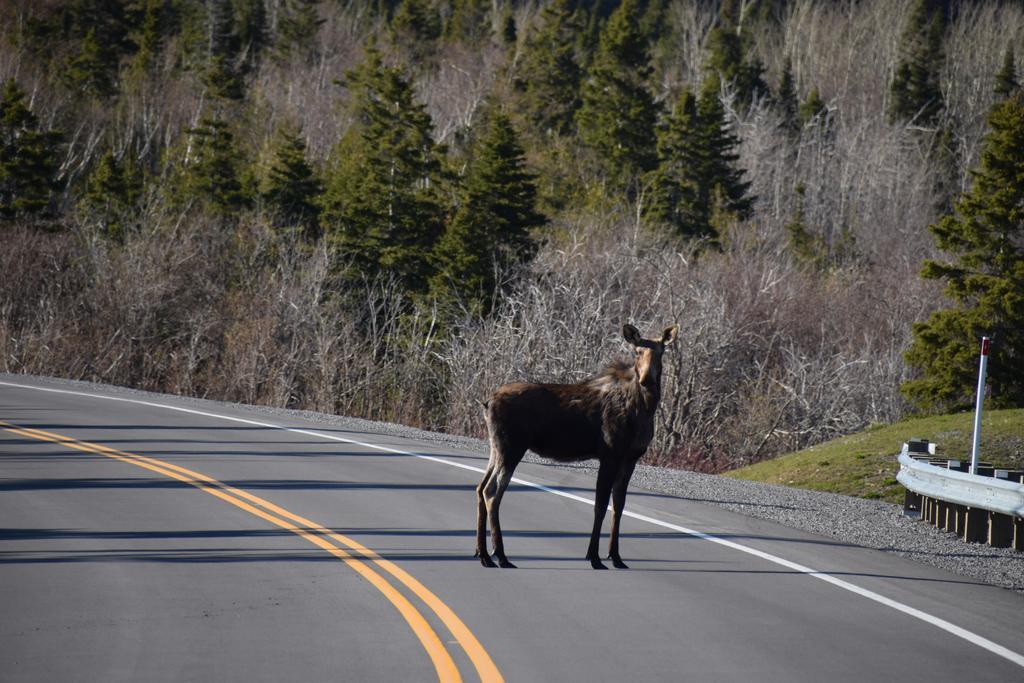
[2,376,1022,682]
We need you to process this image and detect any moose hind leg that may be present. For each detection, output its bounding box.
[475,465,496,567]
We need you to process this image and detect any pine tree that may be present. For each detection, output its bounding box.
[79,148,142,241]
[205,0,244,100]
[994,42,1019,100]
[576,0,659,189]
[703,0,769,107]
[0,79,62,220]
[446,0,491,46]
[784,182,827,269]
[903,93,1024,410]
[645,80,752,243]
[64,27,118,98]
[514,0,582,138]
[889,0,945,126]
[180,116,249,216]
[697,76,753,222]
[262,123,321,236]
[430,111,544,314]
[499,7,517,47]
[235,0,269,70]
[321,48,447,292]
[274,0,325,65]
[776,56,799,134]
[127,0,164,82]
[390,0,441,46]
[646,89,704,238]
[799,87,827,126]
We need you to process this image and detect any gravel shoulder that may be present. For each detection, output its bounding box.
[5,373,1022,595]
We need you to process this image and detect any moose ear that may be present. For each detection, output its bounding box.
[622,324,642,346]
[661,326,678,345]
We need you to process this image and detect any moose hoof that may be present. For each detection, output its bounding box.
[589,558,608,570]
[610,557,629,569]
[497,557,517,569]
[480,554,497,568]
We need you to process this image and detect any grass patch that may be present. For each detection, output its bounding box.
[723,408,1024,504]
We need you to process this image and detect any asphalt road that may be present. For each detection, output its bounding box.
[2,375,1023,682]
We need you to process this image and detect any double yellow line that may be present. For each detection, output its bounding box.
[0,421,501,683]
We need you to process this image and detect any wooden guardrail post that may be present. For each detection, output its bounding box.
[963,508,988,543]
[902,487,920,516]
[953,505,967,536]
[989,512,1013,548]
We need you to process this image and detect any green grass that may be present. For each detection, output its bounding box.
[723,409,1024,504]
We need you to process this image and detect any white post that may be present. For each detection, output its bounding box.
[969,337,990,475]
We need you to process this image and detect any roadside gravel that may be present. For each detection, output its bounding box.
[8,374,1023,595]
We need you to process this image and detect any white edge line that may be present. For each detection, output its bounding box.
[3,379,1023,669]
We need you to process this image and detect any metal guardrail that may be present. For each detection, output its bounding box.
[897,446,1024,517]
[898,442,1024,551]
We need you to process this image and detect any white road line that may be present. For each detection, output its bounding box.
[3,379,1023,669]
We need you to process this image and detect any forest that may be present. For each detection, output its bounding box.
[1,0,1022,472]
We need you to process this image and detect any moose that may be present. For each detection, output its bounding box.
[475,323,678,569]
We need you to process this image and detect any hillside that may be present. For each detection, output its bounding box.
[2,1,1024,474]
[724,409,1024,504]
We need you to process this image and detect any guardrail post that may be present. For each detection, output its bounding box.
[935,500,949,530]
[963,508,988,543]
[1014,518,1024,552]
[944,505,960,533]
[988,512,1013,548]
[902,487,920,517]
[953,505,967,536]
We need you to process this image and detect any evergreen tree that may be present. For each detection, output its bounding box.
[994,42,1019,100]
[205,0,244,100]
[799,87,827,126]
[64,27,118,98]
[79,148,142,241]
[889,0,945,126]
[430,111,544,314]
[499,7,517,47]
[262,123,322,236]
[128,0,165,81]
[776,56,799,133]
[645,80,752,242]
[696,76,753,221]
[274,0,325,65]
[0,79,62,220]
[25,0,136,93]
[576,0,659,189]
[646,89,704,238]
[784,182,827,269]
[446,0,491,46]
[321,48,447,292]
[235,0,269,70]
[180,116,249,216]
[514,0,582,138]
[903,93,1024,410]
[703,0,769,107]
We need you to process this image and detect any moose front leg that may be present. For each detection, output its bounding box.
[607,460,638,569]
[586,461,617,569]
[475,465,497,567]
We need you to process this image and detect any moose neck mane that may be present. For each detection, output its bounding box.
[589,359,661,413]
